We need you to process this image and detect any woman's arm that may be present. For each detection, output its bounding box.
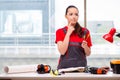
[57,24,75,55]
[57,32,70,55]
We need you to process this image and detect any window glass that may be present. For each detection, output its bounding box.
[1,10,42,36]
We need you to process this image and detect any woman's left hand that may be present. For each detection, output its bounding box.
[81,40,91,56]
[81,40,88,49]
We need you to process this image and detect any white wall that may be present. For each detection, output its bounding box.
[55,0,120,30]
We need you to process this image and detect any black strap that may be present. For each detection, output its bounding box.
[62,28,67,34]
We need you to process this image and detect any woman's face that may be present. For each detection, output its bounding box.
[65,7,79,26]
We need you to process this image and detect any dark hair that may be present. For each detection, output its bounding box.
[65,5,78,15]
[65,5,83,37]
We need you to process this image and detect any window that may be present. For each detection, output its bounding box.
[86,0,120,67]
[0,0,120,73]
[87,0,120,55]
[0,0,55,46]
[0,0,56,73]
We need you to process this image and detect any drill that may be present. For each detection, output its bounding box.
[37,64,51,74]
[89,67,109,74]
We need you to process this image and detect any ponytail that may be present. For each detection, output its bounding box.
[74,22,83,37]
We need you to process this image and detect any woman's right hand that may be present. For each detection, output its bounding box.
[67,22,75,36]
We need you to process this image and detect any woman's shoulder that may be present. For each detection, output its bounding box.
[82,27,90,32]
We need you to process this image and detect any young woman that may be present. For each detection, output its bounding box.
[55,5,92,69]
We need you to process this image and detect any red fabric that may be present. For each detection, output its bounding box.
[55,26,92,47]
